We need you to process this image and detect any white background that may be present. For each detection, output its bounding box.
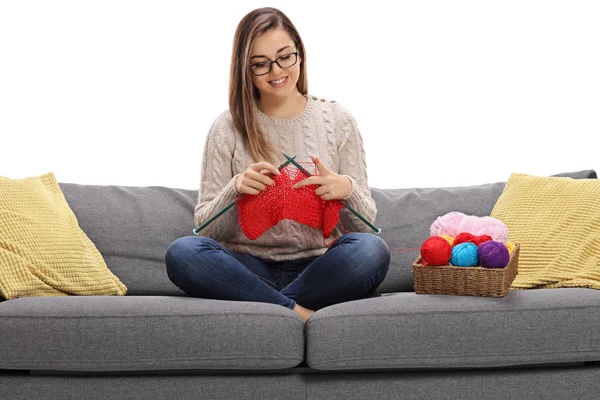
[1,0,598,190]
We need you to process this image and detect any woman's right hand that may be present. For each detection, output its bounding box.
[234,161,281,195]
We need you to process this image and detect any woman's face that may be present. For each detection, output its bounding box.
[249,28,302,100]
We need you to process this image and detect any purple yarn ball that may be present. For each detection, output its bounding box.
[478,240,510,268]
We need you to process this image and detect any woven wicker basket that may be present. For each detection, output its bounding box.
[412,243,520,298]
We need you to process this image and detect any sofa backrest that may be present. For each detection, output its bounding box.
[59,169,596,296]
[59,183,196,296]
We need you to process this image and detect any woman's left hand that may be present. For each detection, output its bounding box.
[292,155,352,200]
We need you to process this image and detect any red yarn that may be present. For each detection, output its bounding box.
[236,167,345,240]
[420,236,452,266]
[473,234,493,246]
[453,232,475,246]
[454,232,493,247]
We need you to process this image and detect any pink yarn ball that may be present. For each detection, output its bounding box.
[457,216,508,243]
[430,211,466,237]
[431,212,509,243]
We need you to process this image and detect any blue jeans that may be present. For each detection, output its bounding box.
[165,233,391,311]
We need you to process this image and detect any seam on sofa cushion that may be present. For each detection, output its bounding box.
[305,305,600,325]
[312,349,600,364]
[3,356,302,364]
[0,314,303,324]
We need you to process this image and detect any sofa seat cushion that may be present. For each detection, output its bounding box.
[305,288,600,370]
[0,296,304,372]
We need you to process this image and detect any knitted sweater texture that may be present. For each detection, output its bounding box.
[194,94,377,261]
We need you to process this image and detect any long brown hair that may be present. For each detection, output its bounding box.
[229,7,308,164]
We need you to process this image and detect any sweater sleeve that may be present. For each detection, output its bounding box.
[193,114,241,241]
[335,105,378,233]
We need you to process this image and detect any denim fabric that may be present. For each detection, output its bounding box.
[165,233,391,311]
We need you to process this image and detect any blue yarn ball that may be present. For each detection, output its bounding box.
[450,242,479,267]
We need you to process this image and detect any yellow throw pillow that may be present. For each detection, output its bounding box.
[0,172,127,299]
[490,172,600,290]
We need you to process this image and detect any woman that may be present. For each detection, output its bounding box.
[165,7,390,323]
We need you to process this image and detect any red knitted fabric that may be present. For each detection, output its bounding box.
[236,167,345,240]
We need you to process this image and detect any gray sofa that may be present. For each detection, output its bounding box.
[2,169,600,400]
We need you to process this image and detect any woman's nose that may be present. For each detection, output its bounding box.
[270,61,283,74]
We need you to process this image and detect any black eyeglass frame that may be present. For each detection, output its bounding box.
[249,52,299,76]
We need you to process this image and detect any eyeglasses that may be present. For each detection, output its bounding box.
[249,52,298,76]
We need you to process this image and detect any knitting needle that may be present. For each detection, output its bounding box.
[193,157,296,235]
[282,152,382,234]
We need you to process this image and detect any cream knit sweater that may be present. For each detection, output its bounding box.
[194,94,377,261]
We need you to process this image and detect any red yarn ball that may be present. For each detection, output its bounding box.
[453,232,475,246]
[420,236,452,266]
[473,234,493,246]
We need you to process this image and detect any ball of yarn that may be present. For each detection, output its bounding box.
[454,232,493,247]
[420,236,452,266]
[478,240,510,268]
[450,242,479,267]
[430,212,509,242]
[453,232,475,246]
[505,241,516,255]
[473,234,493,246]
[430,211,466,237]
[440,235,454,245]
[457,215,508,243]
